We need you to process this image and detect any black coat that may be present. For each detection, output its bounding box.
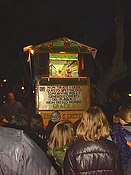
[64,138,123,175]
[27,127,48,152]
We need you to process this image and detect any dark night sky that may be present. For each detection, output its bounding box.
[0,0,131,79]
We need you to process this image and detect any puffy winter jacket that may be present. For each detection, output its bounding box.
[112,123,131,170]
[64,138,123,175]
[0,126,58,175]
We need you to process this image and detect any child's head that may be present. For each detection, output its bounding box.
[113,103,131,125]
[76,106,112,141]
[48,121,74,149]
[30,114,43,130]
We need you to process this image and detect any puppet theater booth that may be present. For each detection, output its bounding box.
[23,37,97,126]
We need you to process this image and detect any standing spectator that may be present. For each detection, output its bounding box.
[112,103,131,174]
[0,114,58,175]
[47,121,74,175]
[0,92,27,124]
[27,114,47,152]
[64,106,123,175]
[45,111,61,139]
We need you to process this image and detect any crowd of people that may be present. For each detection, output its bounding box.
[0,91,131,175]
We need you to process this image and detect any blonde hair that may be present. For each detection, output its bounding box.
[113,103,131,125]
[48,121,74,149]
[76,106,112,141]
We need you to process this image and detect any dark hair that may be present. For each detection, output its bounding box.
[30,114,43,130]
[113,103,131,124]
[6,114,29,130]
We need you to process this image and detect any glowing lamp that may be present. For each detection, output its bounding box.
[21,86,25,90]
[3,79,7,83]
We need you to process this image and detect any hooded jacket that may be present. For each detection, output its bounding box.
[64,138,123,175]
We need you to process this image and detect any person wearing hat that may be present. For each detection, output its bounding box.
[45,111,61,139]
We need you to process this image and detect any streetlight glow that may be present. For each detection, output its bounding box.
[21,86,25,90]
[3,79,7,83]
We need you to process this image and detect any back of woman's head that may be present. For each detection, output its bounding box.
[48,121,74,149]
[76,106,112,141]
[113,103,131,125]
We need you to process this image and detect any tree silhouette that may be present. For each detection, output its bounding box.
[94,0,128,105]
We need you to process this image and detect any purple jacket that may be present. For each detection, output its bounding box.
[112,123,131,170]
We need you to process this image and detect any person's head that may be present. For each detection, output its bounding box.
[5,112,29,130]
[48,121,74,149]
[50,111,61,123]
[30,114,43,130]
[113,103,131,125]
[8,92,15,102]
[76,106,112,141]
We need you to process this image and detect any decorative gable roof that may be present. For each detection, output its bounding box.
[23,37,97,59]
